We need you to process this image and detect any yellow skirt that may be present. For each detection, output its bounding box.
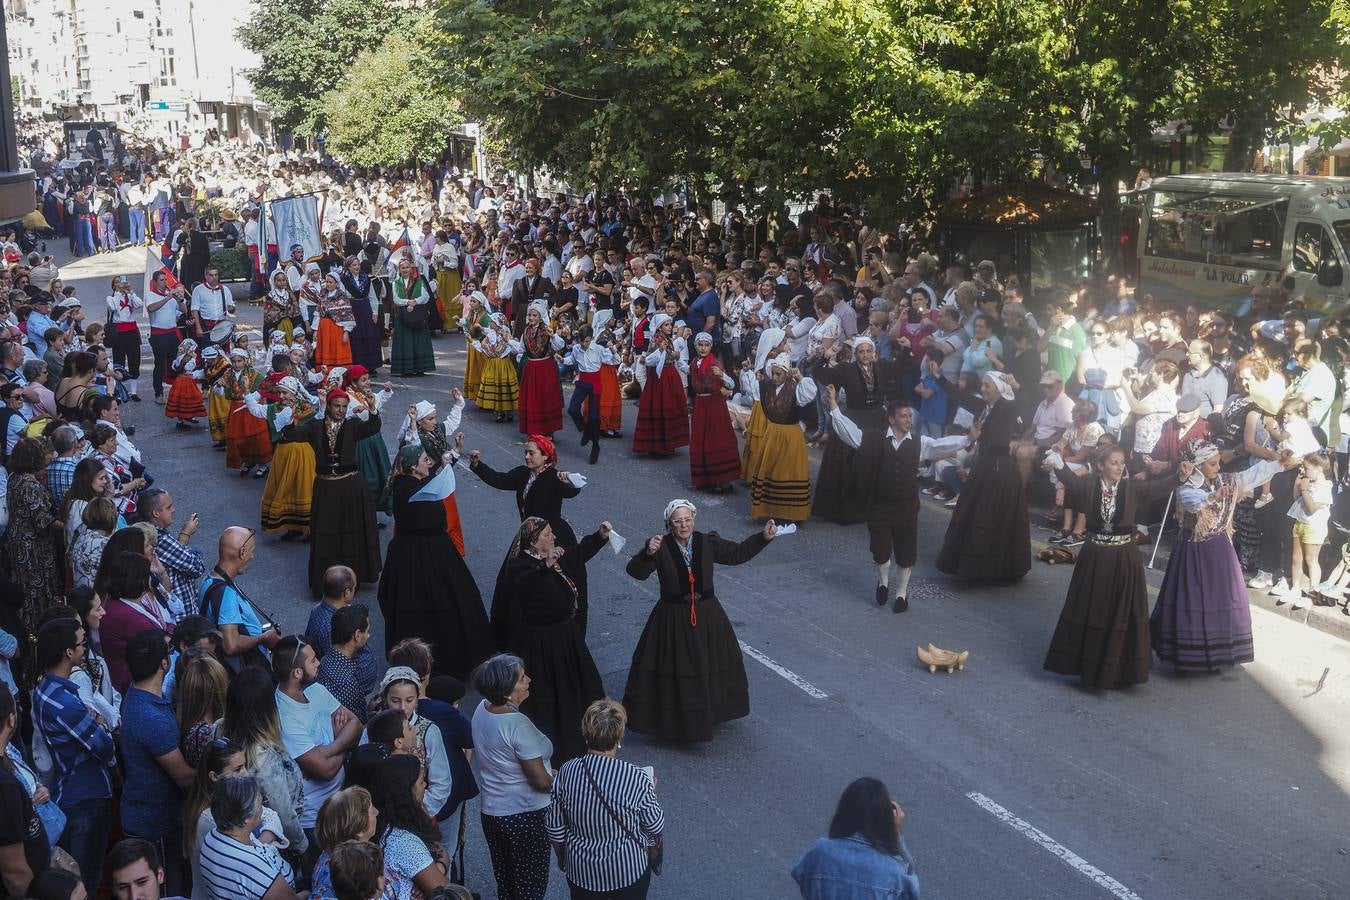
[437,270,463,325]
[464,343,484,401]
[207,391,231,442]
[261,442,316,534]
[742,408,810,522]
[477,356,519,411]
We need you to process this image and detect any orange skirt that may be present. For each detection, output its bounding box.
[315,318,353,367]
[444,494,466,556]
[165,375,205,420]
[599,363,622,432]
[225,402,274,467]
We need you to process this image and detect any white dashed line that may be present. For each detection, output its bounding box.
[738,641,829,699]
[966,792,1144,900]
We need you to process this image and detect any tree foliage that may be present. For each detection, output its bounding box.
[324,32,463,167]
[425,0,1349,232]
[238,0,412,136]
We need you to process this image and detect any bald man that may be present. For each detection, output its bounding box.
[199,525,281,665]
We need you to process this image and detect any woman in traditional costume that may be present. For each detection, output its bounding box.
[397,394,468,555]
[622,499,778,743]
[342,365,394,517]
[742,352,814,523]
[390,258,435,377]
[246,375,318,539]
[262,269,302,350]
[220,347,273,477]
[1151,439,1292,673]
[936,372,1030,582]
[1042,445,1178,689]
[279,387,384,596]
[378,444,492,680]
[517,300,564,437]
[339,255,382,374]
[202,345,231,448]
[164,338,205,429]
[688,332,740,492]
[314,272,355,367]
[493,516,609,766]
[632,313,690,456]
[431,231,462,327]
[811,336,898,523]
[460,288,492,402]
[473,313,521,423]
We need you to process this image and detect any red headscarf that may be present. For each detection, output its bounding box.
[342,365,368,389]
[528,433,557,466]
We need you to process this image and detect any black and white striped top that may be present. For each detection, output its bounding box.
[544,752,665,891]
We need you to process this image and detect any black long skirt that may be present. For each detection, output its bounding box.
[378,530,493,679]
[516,620,604,767]
[1043,539,1151,688]
[622,595,749,743]
[309,472,381,596]
[935,451,1030,581]
[812,438,866,524]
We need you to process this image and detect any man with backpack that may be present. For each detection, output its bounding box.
[198,525,281,670]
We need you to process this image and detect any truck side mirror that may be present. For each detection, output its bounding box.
[1318,258,1343,287]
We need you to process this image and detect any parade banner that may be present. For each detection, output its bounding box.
[268,195,324,263]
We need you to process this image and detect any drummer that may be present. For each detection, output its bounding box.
[191,264,236,347]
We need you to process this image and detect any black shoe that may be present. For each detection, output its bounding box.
[892,594,908,614]
[580,431,590,446]
[875,584,888,607]
[588,441,600,465]
[130,394,142,402]
[213,441,227,450]
[279,530,301,542]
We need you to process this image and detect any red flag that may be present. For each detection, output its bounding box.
[143,246,179,298]
[389,226,412,253]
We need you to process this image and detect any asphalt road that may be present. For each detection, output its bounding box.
[50,245,1350,899]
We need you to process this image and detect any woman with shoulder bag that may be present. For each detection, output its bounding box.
[546,699,664,900]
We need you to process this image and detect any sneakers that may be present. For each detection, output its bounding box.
[1247,571,1274,590]
[943,496,959,508]
[1048,530,1068,545]
[922,485,941,497]
[1061,533,1085,549]
[1253,494,1273,509]
[1286,591,1309,611]
[239,464,253,477]
[1268,577,1291,596]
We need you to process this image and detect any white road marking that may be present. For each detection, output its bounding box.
[738,641,829,699]
[966,792,1143,900]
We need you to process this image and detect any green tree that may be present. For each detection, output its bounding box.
[237,0,412,137]
[324,33,462,166]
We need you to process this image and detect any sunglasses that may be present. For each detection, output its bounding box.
[284,637,308,675]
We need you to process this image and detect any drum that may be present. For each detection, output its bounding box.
[209,319,236,345]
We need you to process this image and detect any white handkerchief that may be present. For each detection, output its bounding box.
[775,523,797,536]
[607,529,627,554]
[568,473,588,488]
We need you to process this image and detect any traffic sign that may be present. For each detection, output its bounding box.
[147,100,188,112]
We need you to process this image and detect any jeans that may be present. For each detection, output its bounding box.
[129,208,147,244]
[440,796,475,881]
[74,216,95,257]
[98,212,117,250]
[153,206,175,241]
[60,797,112,896]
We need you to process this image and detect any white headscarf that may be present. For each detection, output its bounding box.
[768,352,792,373]
[229,347,248,361]
[277,375,301,396]
[304,261,321,276]
[527,299,549,322]
[402,399,436,437]
[178,338,198,354]
[650,313,672,334]
[755,328,787,373]
[984,371,1015,402]
[664,498,696,523]
[269,329,288,344]
[694,332,714,346]
[851,335,875,351]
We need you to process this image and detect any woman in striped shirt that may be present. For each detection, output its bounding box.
[546,699,665,899]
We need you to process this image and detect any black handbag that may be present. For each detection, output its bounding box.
[400,304,429,329]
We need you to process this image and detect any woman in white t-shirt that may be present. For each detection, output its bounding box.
[471,654,554,900]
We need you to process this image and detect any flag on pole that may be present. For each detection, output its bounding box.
[389,225,412,254]
[143,246,179,299]
[268,195,324,269]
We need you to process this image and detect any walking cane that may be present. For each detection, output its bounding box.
[1148,489,1175,569]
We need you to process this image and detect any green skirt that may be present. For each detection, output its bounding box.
[391,313,435,375]
[357,433,393,514]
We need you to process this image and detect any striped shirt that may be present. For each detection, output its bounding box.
[198,827,294,900]
[545,753,665,892]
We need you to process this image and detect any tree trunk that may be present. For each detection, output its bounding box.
[1097,169,1122,276]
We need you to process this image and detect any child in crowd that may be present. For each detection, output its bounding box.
[1284,452,1333,610]
[915,352,948,439]
[1256,396,1319,509]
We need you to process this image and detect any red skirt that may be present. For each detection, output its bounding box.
[518,356,563,435]
[632,365,689,454]
[225,402,274,467]
[690,392,740,487]
[599,364,622,432]
[164,375,205,420]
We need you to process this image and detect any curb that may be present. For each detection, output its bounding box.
[920,497,1350,646]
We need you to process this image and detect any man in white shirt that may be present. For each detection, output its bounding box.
[243,210,261,293]
[273,636,361,839]
[105,276,147,400]
[1012,370,1074,484]
[146,270,188,403]
[496,245,526,308]
[189,266,235,343]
